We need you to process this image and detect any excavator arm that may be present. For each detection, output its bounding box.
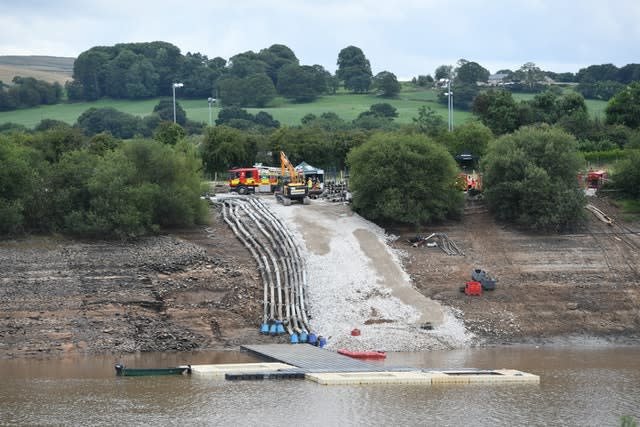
[280,151,301,184]
[276,151,309,205]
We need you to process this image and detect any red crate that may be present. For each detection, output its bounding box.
[464,281,482,296]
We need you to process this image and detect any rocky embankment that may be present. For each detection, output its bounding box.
[0,230,274,359]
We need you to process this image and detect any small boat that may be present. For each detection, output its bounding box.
[115,364,191,376]
[337,349,386,360]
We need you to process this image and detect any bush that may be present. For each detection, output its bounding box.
[481,125,586,231]
[607,150,640,198]
[347,132,463,228]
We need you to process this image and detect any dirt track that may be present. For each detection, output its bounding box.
[0,195,638,359]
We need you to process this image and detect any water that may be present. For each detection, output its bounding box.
[0,346,638,426]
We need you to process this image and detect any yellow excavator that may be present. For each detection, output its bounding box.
[275,151,310,206]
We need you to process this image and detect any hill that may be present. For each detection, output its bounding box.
[0,55,74,85]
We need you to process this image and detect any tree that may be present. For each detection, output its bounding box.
[353,103,399,131]
[217,76,245,106]
[253,111,280,129]
[227,51,268,78]
[336,46,372,93]
[269,126,333,168]
[153,99,186,126]
[301,112,349,132]
[28,126,85,163]
[77,107,142,138]
[472,89,520,135]
[245,73,277,107]
[215,107,255,127]
[434,65,453,81]
[513,62,546,91]
[217,73,276,107]
[180,52,221,98]
[455,60,489,84]
[617,64,640,84]
[605,82,640,129]
[154,121,186,145]
[480,125,585,231]
[0,137,40,234]
[576,63,619,83]
[577,78,624,100]
[438,120,493,158]
[277,64,323,102]
[124,57,159,98]
[200,125,255,175]
[439,82,480,111]
[373,71,401,97]
[258,44,299,85]
[347,132,463,228]
[71,48,110,100]
[606,150,640,198]
[412,106,447,137]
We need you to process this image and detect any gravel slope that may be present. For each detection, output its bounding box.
[266,196,474,351]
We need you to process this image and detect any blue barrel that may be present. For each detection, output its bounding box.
[290,333,299,344]
[260,323,269,334]
[299,331,308,343]
[308,333,317,345]
[275,321,285,335]
[269,323,277,335]
[318,336,327,348]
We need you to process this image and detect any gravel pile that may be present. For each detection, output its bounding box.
[267,198,475,352]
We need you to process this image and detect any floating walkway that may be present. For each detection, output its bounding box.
[241,344,383,372]
[223,344,540,385]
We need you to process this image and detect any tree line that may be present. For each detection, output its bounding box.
[2,59,639,238]
[0,76,63,111]
[2,40,638,113]
[0,122,207,238]
[65,42,396,107]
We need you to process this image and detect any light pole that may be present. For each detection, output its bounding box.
[444,79,453,131]
[172,82,184,123]
[207,97,216,126]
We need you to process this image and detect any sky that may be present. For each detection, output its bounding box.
[2,0,639,80]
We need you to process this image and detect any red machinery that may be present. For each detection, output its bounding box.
[586,170,608,189]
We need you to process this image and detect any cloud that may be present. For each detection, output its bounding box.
[1,0,639,77]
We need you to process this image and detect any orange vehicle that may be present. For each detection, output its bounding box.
[228,167,278,194]
[275,151,309,205]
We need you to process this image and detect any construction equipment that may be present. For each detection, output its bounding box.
[472,268,496,290]
[460,269,496,294]
[463,281,482,296]
[275,151,310,206]
[228,166,278,194]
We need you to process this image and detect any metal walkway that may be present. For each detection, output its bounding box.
[241,344,385,372]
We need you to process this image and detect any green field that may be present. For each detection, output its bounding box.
[0,87,470,129]
[0,86,607,130]
[511,92,608,119]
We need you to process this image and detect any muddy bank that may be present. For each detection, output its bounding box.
[391,196,640,346]
[1,196,639,359]
[0,219,284,359]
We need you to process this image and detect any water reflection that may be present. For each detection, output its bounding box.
[0,346,638,426]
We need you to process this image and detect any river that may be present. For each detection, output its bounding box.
[0,345,638,426]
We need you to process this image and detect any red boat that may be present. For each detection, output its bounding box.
[337,348,386,360]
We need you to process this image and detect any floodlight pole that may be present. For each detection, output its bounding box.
[447,79,453,132]
[172,82,184,123]
[207,97,216,126]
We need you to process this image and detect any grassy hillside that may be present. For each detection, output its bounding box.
[0,87,472,129]
[0,55,607,129]
[0,55,74,85]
